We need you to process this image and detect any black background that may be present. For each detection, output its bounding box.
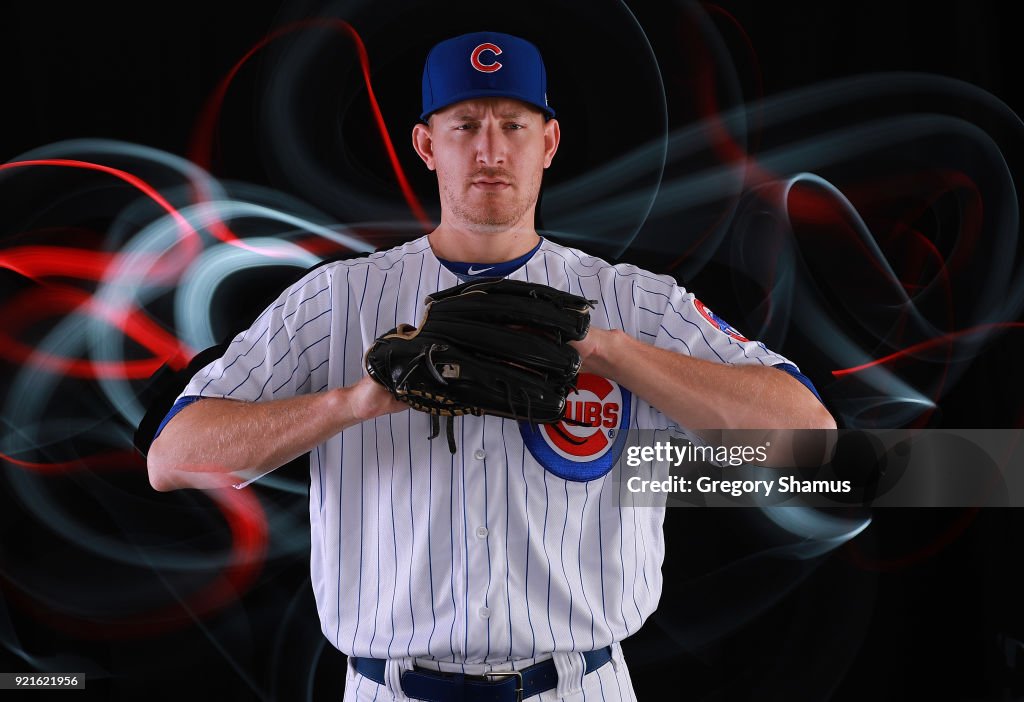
[1,1,1023,700]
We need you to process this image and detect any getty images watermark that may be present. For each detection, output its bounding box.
[622,438,851,500]
[612,430,1024,507]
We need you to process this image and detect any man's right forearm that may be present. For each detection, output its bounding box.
[147,380,398,491]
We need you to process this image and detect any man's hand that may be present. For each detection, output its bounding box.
[348,375,409,422]
[570,326,616,378]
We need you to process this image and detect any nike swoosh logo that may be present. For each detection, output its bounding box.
[467,266,494,275]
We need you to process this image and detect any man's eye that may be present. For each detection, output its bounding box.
[505,123,524,130]
[454,124,476,131]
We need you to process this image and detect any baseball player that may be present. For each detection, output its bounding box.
[147,31,835,701]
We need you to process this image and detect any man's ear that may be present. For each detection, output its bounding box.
[412,122,436,171]
[543,118,560,169]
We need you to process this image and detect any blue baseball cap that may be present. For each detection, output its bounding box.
[421,31,555,122]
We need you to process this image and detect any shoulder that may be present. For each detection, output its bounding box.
[538,238,680,294]
[299,236,432,285]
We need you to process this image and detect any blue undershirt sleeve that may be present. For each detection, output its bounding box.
[772,363,824,403]
[153,395,204,440]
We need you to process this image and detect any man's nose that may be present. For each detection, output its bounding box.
[474,124,507,165]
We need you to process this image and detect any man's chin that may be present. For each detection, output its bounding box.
[459,207,527,230]
[468,218,521,231]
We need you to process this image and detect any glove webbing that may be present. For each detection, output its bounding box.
[402,349,595,455]
[429,414,457,454]
[396,342,464,454]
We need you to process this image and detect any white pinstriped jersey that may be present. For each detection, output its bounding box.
[175,235,797,666]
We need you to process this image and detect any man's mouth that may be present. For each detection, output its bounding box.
[471,179,511,191]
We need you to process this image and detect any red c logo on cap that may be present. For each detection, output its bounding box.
[470,43,503,73]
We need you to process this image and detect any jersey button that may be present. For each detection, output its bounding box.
[478,607,490,619]
[473,449,486,460]
[476,526,488,539]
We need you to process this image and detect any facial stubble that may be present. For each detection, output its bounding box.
[442,175,541,230]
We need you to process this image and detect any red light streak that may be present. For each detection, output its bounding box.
[0,285,193,377]
[189,18,432,232]
[0,483,268,639]
[0,159,200,259]
[832,322,1024,377]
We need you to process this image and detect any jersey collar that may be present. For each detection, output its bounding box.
[435,238,543,281]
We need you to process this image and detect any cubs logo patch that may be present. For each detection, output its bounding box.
[520,373,631,481]
[470,43,503,73]
[693,299,749,342]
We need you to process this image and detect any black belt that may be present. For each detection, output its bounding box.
[351,647,613,702]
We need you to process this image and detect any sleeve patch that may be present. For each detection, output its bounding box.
[692,298,749,342]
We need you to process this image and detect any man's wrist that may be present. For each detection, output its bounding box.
[337,377,404,426]
[327,385,365,426]
[584,328,631,378]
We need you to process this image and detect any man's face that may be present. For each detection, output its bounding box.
[413,97,560,231]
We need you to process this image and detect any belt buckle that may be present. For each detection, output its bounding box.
[482,670,524,702]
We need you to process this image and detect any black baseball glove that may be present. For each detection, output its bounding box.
[365,278,596,452]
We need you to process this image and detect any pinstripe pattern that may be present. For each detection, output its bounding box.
[176,237,795,688]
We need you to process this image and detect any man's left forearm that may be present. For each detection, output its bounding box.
[574,329,837,431]
[572,329,836,467]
